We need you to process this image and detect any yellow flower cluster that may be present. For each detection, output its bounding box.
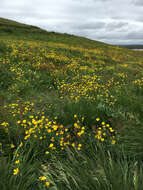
[94,119,117,144]
[39,176,50,187]
[1,39,143,108]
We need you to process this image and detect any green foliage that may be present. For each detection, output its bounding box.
[0,17,143,190]
[0,64,16,89]
[39,143,143,190]
[0,41,7,53]
[0,157,40,190]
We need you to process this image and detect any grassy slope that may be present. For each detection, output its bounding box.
[0,17,108,47]
[0,18,143,190]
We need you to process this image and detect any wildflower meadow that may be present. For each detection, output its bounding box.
[0,18,143,190]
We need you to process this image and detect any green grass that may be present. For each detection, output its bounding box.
[0,17,143,190]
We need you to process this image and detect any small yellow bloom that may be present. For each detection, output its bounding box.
[112,140,116,145]
[96,118,100,121]
[101,138,104,142]
[45,181,50,187]
[28,122,32,126]
[52,125,58,131]
[15,160,20,164]
[72,143,75,147]
[47,129,52,133]
[45,151,49,155]
[11,144,15,148]
[1,122,9,126]
[101,121,105,125]
[24,134,30,140]
[49,143,54,148]
[17,121,21,124]
[29,115,34,119]
[22,120,26,124]
[74,123,78,128]
[13,168,19,175]
[39,176,46,181]
[78,144,82,147]
[19,142,23,147]
[60,130,64,135]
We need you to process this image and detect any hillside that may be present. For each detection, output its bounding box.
[0,17,143,190]
[0,17,109,48]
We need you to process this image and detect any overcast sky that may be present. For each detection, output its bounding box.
[1,0,143,44]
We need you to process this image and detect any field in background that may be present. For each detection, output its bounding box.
[0,18,143,190]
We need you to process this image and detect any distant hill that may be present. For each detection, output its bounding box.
[0,17,48,34]
[0,17,109,48]
[116,44,143,49]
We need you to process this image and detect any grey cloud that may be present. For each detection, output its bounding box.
[132,0,143,6]
[0,0,143,44]
[75,22,106,30]
[105,21,129,31]
[126,32,143,39]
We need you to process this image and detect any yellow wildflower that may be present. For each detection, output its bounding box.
[15,160,20,164]
[49,143,54,148]
[19,142,23,147]
[22,120,26,124]
[45,181,50,187]
[10,144,15,148]
[13,168,19,175]
[17,121,21,124]
[74,123,78,128]
[101,121,105,125]
[112,140,116,145]
[39,176,46,181]
[72,143,75,147]
[78,144,82,147]
[52,125,58,131]
[1,122,9,126]
[47,129,52,133]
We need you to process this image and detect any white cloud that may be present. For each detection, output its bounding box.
[0,0,143,44]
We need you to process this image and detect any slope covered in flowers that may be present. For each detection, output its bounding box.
[0,18,143,190]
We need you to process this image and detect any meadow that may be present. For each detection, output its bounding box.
[0,18,143,190]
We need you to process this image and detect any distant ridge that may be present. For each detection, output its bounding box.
[0,17,44,30]
[116,44,143,49]
[0,17,111,48]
